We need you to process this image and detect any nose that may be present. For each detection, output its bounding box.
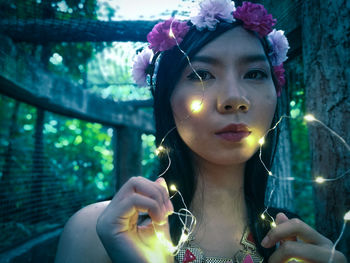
[217,85,250,114]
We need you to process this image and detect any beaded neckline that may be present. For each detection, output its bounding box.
[175,227,264,263]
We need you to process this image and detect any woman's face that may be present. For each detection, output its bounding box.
[171,26,277,166]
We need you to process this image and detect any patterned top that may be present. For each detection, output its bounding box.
[175,228,264,263]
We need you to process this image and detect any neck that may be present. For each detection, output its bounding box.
[191,157,247,232]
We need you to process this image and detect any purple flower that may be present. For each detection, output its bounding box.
[190,0,236,31]
[233,2,276,37]
[147,19,190,53]
[268,29,289,66]
[273,64,286,96]
[132,47,153,87]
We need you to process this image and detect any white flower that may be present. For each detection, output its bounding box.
[190,0,236,31]
[267,29,290,66]
[132,47,154,87]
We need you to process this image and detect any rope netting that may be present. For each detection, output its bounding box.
[0,0,166,43]
[0,94,115,253]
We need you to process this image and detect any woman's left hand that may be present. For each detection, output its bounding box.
[261,213,348,263]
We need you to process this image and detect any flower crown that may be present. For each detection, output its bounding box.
[132,0,289,96]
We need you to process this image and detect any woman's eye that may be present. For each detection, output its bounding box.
[244,70,268,80]
[187,70,214,81]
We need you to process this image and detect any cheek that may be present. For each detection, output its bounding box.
[171,94,188,121]
[171,90,211,149]
[254,92,277,130]
[171,87,208,122]
[265,92,277,117]
[263,93,277,114]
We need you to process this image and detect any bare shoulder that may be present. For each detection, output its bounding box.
[55,201,112,263]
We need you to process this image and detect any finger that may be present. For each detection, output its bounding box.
[275,212,289,224]
[156,177,169,194]
[262,218,332,248]
[156,177,174,214]
[118,176,170,214]
[268,240,343,263]
[155,177,170,207]
[134,177,170,213]
[138,218,172,252]
[114,193,168,230]
[275,213,297,243]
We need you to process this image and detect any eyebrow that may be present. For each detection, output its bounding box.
[238,54,269,64]
[191,54,269,65]
[191,55,222,65]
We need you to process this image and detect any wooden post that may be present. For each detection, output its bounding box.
[302,0,350,256]
[114,126,142,191]
[30,107,45,223]
[0,100,20,222]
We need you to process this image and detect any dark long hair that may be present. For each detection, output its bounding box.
[153,21,285,260]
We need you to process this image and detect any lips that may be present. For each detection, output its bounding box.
[215,123,251,142]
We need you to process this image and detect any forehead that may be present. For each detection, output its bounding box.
[195,26,266,59]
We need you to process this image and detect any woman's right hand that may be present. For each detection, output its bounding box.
[96,176,174,263]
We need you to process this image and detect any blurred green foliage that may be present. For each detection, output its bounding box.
[141,134,158,180]
[44,116,114,197]
[286,56,314,226]
[87,42,152,101]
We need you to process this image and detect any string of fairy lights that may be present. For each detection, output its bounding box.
[144,21,350,261]
[257,114,350,263]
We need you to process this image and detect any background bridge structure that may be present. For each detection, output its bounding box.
[0,0,349,262]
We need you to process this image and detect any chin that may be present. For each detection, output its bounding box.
[194,150,255,166]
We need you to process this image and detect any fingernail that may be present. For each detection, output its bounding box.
[162,204,167,215]
[156,177,165,183]
[166,199,174,215]
[155,177,163,183]
[261,236,270,247]
[157,177,169,193]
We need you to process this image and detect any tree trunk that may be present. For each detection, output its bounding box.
[268,89,294,211]
[302,0,350,257]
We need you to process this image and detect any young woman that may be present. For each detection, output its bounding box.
[55,1,347,262]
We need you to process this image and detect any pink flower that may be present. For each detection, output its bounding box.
[268,29,289,66]
[273,64,286,96]
[132,47,153,87]
[233,2,276,37]
[147,19,190,53]
[190,0,236,31]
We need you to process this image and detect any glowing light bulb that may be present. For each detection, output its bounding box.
[258,137,265,146]
[155,145,165,156]
[268,171,273,176]
[170,184,177,192]
[270,221,277,228]
[315,177,325,184]
[155,231,177,254]
[167,244,177,254]
[344,211,350,221]
[304,114,316,122]
[155,231,164,239]
[260,213,266,220]
[190,100,203,113]
[180,232,189,242]
[169,28,175,38]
